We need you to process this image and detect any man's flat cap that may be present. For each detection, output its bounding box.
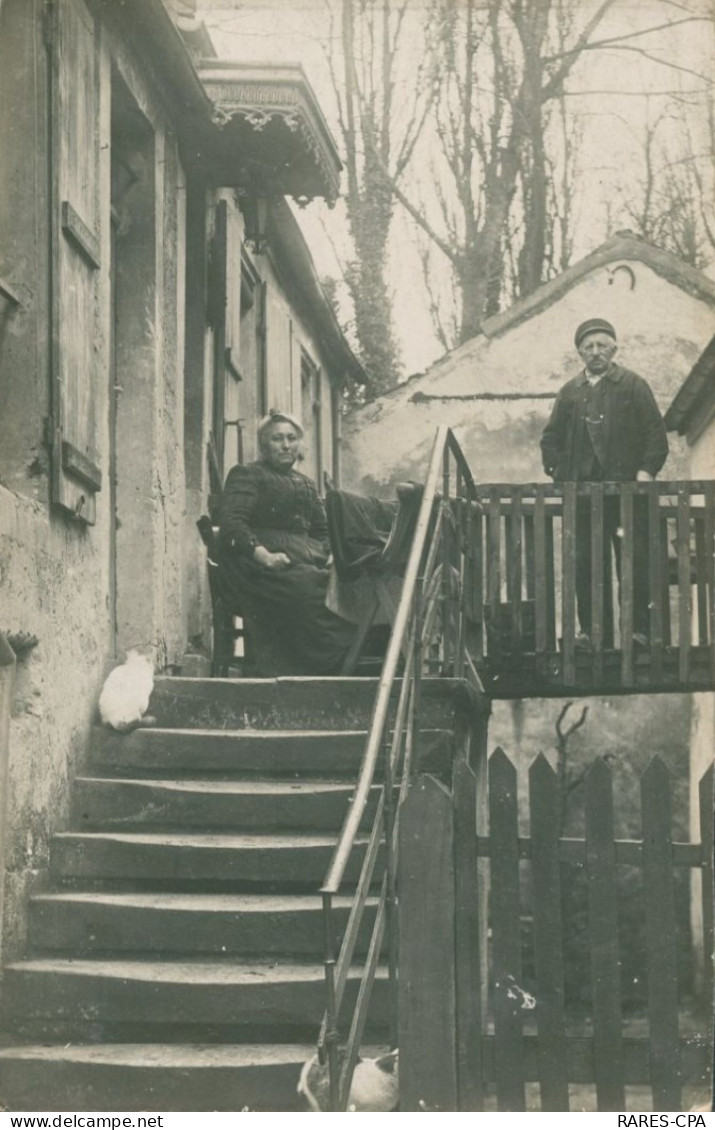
[574,318,617,349]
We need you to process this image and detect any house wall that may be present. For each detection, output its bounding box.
[0,0,188,959]
[343,258,715,496]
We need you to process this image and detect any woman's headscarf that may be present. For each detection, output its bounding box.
[257,409,304,451]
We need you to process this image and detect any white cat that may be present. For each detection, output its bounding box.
[297,1049,398,1112]
[98,648,156,732]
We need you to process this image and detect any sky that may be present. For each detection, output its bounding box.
[197,0,715,376]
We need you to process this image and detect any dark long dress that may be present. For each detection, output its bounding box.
[216,460,357,675]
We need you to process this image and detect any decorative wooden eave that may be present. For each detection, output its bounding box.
[197,61,342,204]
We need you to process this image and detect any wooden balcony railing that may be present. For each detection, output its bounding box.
[469,481,715,696]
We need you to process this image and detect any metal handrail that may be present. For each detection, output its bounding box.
[318,426,480,1110]
[321,428,447,898]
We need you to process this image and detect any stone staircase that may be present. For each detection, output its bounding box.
[0,676,455,1112]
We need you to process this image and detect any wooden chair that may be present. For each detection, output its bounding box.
[196,515,246,677]
[198,483,425,678]
[197,516,305,678]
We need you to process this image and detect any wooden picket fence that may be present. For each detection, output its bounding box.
[472,751,713,1111]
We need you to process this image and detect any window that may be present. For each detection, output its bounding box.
[300,349,322,487]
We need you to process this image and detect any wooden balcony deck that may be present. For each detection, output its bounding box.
[465,480,715,699]
[478,642,715,698]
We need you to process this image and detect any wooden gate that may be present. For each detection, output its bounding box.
[469,751,713,1112]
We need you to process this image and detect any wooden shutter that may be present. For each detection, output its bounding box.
[208,198,228,479]
[50,0,104,524]
[208,197,243,481]
[265,289,293,412]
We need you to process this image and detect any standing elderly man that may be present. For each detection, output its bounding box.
[540,318,669,648]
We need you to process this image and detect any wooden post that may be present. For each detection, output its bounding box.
[585,758,625,1110]
[534,488,548,677]
[641,757,681,1110]
[677,486,692,684]
[509,488,523,654]
[620,482,635,686]
[398,773,458,1112]
[546,508,557,652]
[704,484,715,682]
[699,765,714,1025]
[591,483,605,685]
[0,633,16,965]
[562,484,577,684]
[530,754,569,1110]
[648,486,664,682]
[453,706,489,1111]
[489,748,527,1110]
[487,489,502,660]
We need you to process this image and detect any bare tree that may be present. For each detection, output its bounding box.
[367,0,623,343]
[615,96,715,269]
[554,700,589,835]
[323,0,436,396]
[361,0,709,345]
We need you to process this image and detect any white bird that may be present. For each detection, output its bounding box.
[297,1048,399,1112]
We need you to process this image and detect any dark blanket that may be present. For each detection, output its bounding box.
[325,489,399,580]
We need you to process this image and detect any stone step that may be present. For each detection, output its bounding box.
[72,777,377,831]
[90,725,451,778]
[28,891,376,957]
[91,727,367,777]
[51,831,373,886]
[0,1043,316,1112]
[1,958,389,1041]
[147,675,470,732]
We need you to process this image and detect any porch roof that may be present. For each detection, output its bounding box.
[197,62,342,204]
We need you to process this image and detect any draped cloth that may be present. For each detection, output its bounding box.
[325,489,403,625]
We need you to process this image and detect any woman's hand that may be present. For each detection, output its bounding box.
[253,546,291,571]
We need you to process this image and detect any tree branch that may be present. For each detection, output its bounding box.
[541,0,617,102]
[544,15,708,62]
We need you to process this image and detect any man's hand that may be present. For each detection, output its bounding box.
[636,470,655,482]
[254,546,291,571]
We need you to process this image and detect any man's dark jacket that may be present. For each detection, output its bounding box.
[540,363,669,481]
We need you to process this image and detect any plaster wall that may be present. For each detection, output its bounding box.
[0,489,115,959]
[690,421,715,480]
[0,7,189,957]
[343,258,715,496]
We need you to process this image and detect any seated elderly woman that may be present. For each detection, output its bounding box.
[216,411,360,676]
